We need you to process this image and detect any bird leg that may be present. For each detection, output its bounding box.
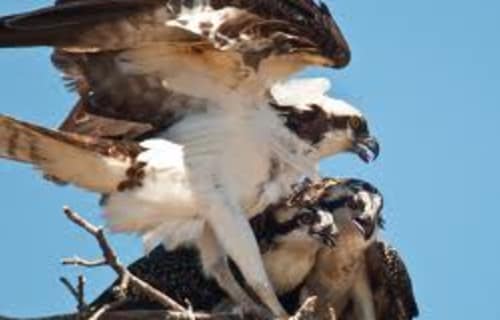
[196,226,273,319]
[200,198,288,317]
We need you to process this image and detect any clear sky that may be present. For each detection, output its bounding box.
[0,1,498,319]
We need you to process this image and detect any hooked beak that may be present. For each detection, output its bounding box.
[328,48,351,69]
[351,136,380,163]
[352,216,376,240]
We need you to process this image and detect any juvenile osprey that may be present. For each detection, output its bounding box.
[89,178,374,313]
[300,179,419,320]
[0,1,354,315]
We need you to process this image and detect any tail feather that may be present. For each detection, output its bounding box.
[0,115,140,193]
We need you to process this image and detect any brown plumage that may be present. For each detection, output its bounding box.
[0,0,349,64]
[90,178,342,314]
[363,242,419,320]
[0,114,143,193]
[0,0,350,139]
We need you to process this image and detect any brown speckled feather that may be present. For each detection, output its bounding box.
[91,246,226,312]
[365,242,419,320]
[0,114,143,193]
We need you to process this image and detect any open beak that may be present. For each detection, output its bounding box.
[352,136,380,163]
[352,216,376,240]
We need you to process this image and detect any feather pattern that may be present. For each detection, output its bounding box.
[0,115,142,193]
[364,242,419,320]
[0,0,350,66]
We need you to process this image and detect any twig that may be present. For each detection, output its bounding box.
[77,276,87,314]
[58,206,324,320]
[62,257,107,268]
[59,276,88,313]
[289,297,318,320]
[62,206,186,314]
[88,300,128,320]
[0,310,243,320]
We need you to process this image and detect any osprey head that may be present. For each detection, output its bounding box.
[269,204,338,249]
[270,78,380,163]
[315,178,384,241]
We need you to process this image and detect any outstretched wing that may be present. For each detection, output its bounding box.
[0,0,349,64]
[365,241,419,320]
[0,114,142,193]
[0,0,200,50]
[0,0,350,137]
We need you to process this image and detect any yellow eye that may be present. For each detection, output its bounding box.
[349,117,361,129]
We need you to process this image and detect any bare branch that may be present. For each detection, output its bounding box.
[0,310,242,320]
[88,300,128,320]
[59,278,80,308]
[61,257,107,268]
[77,276,87,314]
[3,207,327,320]
[62,206,186,313]
[59,276,88,314]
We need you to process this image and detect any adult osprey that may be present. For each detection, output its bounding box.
[0,0,350,137]
[0,1,354,316]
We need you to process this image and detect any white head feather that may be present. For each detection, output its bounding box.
[271,78,362,117]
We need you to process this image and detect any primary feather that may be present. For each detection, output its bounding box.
[0,115,138,193]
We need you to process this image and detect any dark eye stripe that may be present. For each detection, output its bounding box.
[319,197,349,212]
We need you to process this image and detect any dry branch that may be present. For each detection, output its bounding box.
[0,207,329,320]
[59,276,87,313]
[61,207,186,316]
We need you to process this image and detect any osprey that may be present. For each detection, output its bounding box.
[0,1,354,316]
[0,0,350,132]
[0,79,378,316]
[300,179,419,320]
[0,77,378,314]
[89,178,360,313]
[89,178,407,317]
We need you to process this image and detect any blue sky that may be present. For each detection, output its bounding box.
[0,1,498,319]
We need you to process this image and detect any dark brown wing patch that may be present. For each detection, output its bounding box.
[212,0,350,67]
[366,242,419,320]
[0,0,205,52]
[58,98,155,139]
[53,50,207,138]
[0,114,143,162]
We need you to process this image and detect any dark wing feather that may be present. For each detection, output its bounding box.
[0,114,142,193]
[0,0,350,138]
[0,0,349,63]
[52,49,211,137]
[58,99,155,139]
[0,0,199,49]
[365,242,419,320]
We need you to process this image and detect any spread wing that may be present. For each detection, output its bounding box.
[0,0,200,50]
[0,0,350,137]
[0,114,142,193]
[0,0,349,62]
[365,242,419,320]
